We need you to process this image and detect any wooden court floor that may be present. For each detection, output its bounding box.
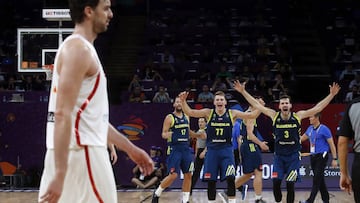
[0,189,355,203]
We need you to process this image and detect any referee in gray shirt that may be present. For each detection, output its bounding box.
[337,96,360,203]
[190,117,207,195]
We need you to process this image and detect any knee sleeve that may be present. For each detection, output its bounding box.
[273,179,282,202]
[207,181,216,200]
[226,176,236,197]
[286,182,295,203]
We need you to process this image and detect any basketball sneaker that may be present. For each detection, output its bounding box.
[218,191,228,203]
[241,184,248,200]
[151,192,159,203]
[255,198,267,203]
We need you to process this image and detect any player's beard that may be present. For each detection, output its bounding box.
[175,107,182,113]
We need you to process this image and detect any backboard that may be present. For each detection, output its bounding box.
[17,28,74,72]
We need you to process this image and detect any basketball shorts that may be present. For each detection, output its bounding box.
[38,146,117,203]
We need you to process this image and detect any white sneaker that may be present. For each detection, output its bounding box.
[218,191,228,203]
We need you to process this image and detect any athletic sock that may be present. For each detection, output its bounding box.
[228,198,236,203]
[155,186,164,197]
[182,192,190,202]
[255,194,262,200]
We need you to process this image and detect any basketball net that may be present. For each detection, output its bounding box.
[42,64,54,81]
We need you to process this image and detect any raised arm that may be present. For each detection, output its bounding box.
[296,82,340,120]
[231,108,260,120]
[178,91,211,118]
[233,80,276,119]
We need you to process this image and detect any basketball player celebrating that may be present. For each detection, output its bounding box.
[178,91,260,203]
[233,80,340,203]
[152,96,205,203]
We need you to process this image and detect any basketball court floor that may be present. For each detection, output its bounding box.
[0,188,354,203]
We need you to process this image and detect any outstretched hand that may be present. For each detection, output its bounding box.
[178,91,189,102]
[329,82,341,96]
[233,80,246,93]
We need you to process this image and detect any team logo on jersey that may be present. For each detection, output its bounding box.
[204,173,211,179]
[117,115,147,140]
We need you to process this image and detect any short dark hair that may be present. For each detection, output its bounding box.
[68,0,100,23]
[199,117,207,122]
[314,112,321,119]
[279,94,291,102]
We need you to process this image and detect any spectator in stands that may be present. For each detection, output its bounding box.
[159,51,175,76]
[257,65,273,81]
[186,79,199,90]
[344,85,359,103]
[131,146,164,189]
[212,77,229,92]
[236,50,253,65]
[272,59,294,81]
[273,34,290,62]
[185,86,197,102]
[6,75,16,90]
[256,75,273,102]
[239,66,256,82]
[271,73,288,102]
[256,44,271,63]
[160,49,175,64]
[152,85,172,103]
[33,74,46,91]
[215,65,233,86]
[129,86,147,103]
[22,75,33,91]
[332,45,348,63]
[144,66,164,81]
[169,78,181,93]
[128,74,142,92]
[197,84,214,103]
[220,51,232,64]
[339,64,357,81]
[0,74,5,91]
[349,74,360,90]
[199,66,213,81]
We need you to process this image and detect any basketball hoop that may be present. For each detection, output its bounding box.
[42,64,54,81]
